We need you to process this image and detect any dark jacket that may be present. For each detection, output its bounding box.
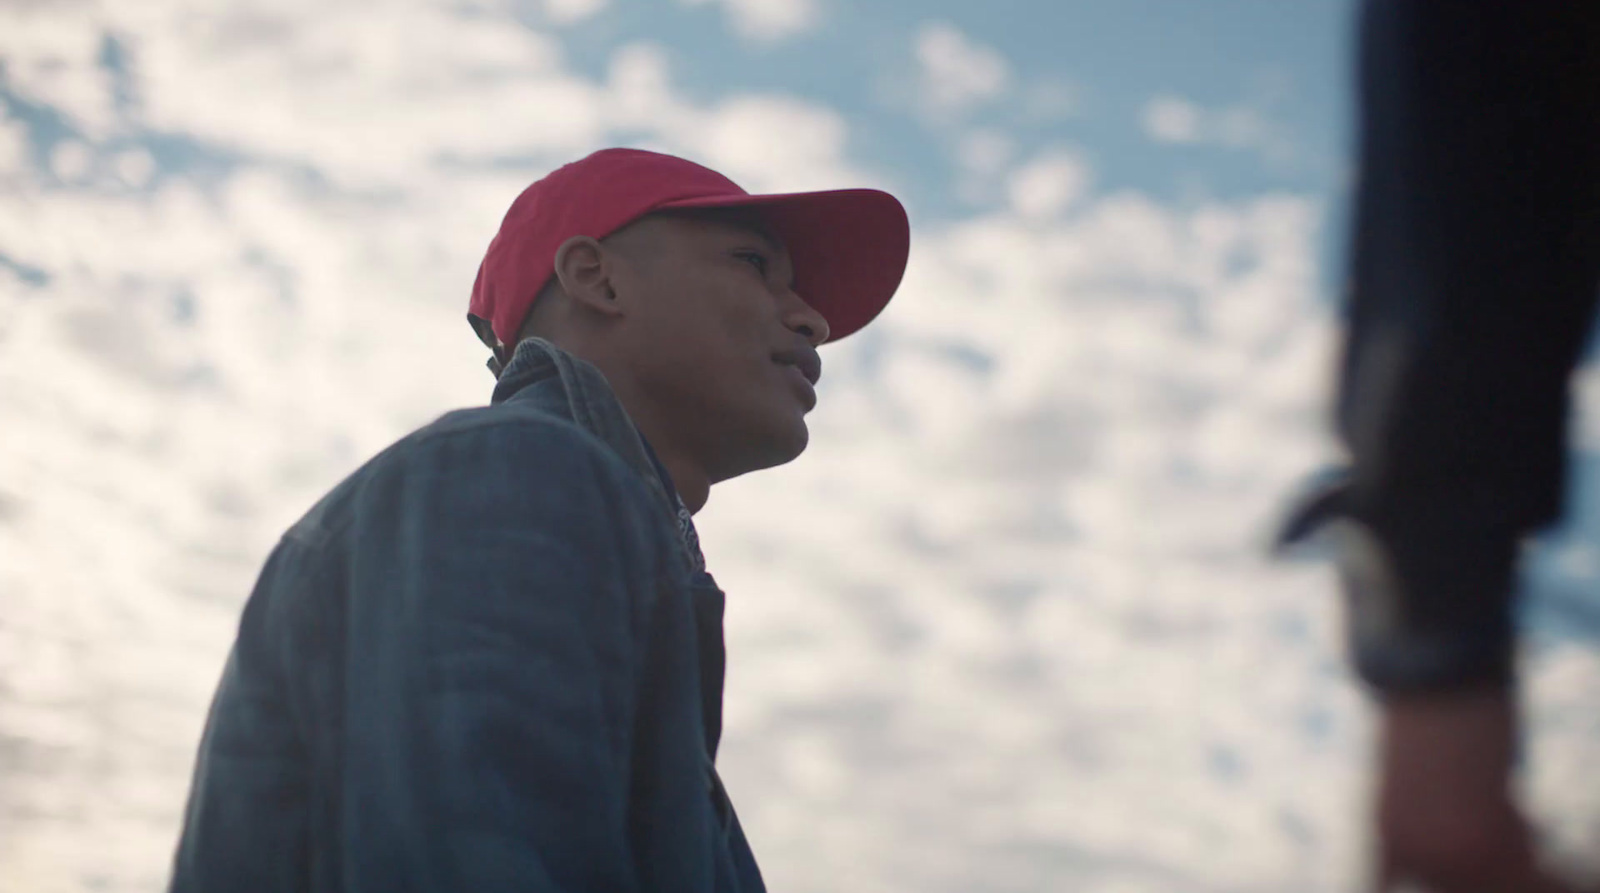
[169,338,765,892]
[1280,1,1600,693]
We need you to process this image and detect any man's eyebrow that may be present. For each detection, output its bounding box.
[732,221,784,255]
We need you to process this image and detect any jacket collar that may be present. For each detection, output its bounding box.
[490,338,707,574]
[491,338,727,756]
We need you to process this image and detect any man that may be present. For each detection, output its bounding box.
[1281,3,1600,891]
[167,147,909,892]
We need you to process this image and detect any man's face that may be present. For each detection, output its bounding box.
[604,209,830,482]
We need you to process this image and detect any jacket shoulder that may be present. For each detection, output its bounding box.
[407,400,616,459]
[286,401,656,549]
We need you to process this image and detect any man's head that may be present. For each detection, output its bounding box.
[518,206,828,487]
[468,148,909,507]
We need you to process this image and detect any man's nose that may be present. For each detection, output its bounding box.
[783,293,831,346]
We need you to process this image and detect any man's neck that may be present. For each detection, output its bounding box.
[599,371,710,514]
[546,339,712,514]
[646,442,709,515]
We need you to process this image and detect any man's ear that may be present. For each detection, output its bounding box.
[552,235,624,320]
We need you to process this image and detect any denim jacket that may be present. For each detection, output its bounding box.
[169,338,765,893]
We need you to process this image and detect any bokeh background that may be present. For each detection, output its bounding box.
[4,1,1600,890]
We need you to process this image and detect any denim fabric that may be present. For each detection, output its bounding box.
[169,339,765,892]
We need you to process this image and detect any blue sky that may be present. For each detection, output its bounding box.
[555,0,1351,219]
[2,0,1355,265]
[4,0,1600,890]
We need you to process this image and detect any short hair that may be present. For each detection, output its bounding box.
[513,275,565,346]
[502,205,782,358]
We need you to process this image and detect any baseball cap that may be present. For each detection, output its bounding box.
[468,148,910,357]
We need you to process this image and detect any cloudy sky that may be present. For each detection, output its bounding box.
[4,0,1600,891]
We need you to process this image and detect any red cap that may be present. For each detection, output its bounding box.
[468,147,910,350]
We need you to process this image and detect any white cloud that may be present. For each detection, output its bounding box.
[680,0,820,42]
[1006,147,1089,219]
[951,128,1014,205]
[597,43,876,194]
[1144,95,1203,143]
[114,147,156,187]
[1571,364,1600,451]
[545,0,608,24]
[956,129,1013,177]
[1023,79,1081,122]
[0,114,33,179]
[49,139,93,181]
[691,97,861,193]
[1141,93,1293,165]
[1523,644,1600,880]
[914,21,1010,118]
[603,41,694,132]
[125,2,604,186]
[706,186,1365,890]
[0,11,122,137]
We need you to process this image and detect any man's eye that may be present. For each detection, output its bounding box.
[736,251,769,275]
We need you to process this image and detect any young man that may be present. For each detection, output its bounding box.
[167,148,909,892]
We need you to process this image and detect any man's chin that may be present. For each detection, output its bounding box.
[759,416,810,468]
[715,416,809,482]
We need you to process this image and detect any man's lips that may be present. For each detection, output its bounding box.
[773,346,822,386]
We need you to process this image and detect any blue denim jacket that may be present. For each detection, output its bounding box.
[169,339,765,892]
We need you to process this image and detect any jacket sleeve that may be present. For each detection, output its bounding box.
[328,419,672,891]
[1327,0,1600,690]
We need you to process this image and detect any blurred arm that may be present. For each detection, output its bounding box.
[1339,3,1600,890]
[1329,0,1600,692]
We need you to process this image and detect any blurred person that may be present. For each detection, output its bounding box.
[166,148,908,892]
[1280,2,1600,891]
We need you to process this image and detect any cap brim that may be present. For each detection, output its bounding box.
[657,188,909,342]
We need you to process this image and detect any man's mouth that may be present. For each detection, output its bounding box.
[773,347,822,386]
